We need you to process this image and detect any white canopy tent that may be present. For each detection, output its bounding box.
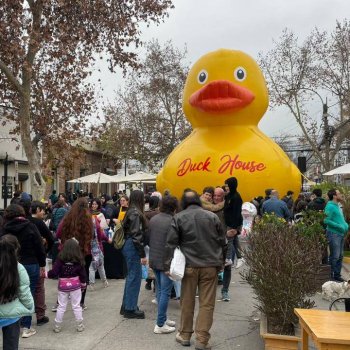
[67,172,115,184]
[110,171,157,183]
[323,163,350,176]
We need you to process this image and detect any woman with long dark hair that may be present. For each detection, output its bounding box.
[120,190,148,319]
[0,235,34,349]
[2,204,46,338]
[56,198,93,310]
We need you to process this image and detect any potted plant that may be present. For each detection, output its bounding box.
[242,214,323,350]
[294,209,331,288]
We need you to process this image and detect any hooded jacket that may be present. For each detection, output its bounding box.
[2,217,46,267]
[324,201,349,236]
[308,197,326,212]
[224,177,243,229]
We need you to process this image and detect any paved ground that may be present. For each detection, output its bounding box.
[1,262,348,350]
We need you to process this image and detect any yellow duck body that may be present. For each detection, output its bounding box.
[156,49,301,201]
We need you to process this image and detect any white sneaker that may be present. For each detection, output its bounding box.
[236,258,245,269]
[22,327,37,338]
[53,322,62,333]
[76,321,85,332]
[151,298,158,304]
[225,258,233,266]
[88,283,95,291]
[154,324,176,334]
[51,303,58,312]
[166,319,176,327]
[103,280,109,288]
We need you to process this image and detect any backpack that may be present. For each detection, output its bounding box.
[112,221,125,250]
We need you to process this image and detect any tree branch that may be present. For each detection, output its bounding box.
[0,59,23,95]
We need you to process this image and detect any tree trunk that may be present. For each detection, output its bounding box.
[19,94,46,201]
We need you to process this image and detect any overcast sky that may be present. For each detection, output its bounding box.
[96,0,350,137]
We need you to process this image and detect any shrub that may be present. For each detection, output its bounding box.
[242,214,322,335]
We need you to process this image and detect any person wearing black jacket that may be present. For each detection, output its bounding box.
[30,201,54,326]
[120,190,148,319]
[224,177,244,268]
[1,204,46,338]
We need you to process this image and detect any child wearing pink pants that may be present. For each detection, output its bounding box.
[47,238,86,333]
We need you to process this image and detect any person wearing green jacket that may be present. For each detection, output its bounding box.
[324,189,349,282]
[0,235,34,349]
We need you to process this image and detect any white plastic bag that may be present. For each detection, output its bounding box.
[169,247,186,281]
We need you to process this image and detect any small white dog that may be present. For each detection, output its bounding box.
[322,280,350,301]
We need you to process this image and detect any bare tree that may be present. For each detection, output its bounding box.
[100,40,191,170]
[0,0,174,199]
[260,20,350,171]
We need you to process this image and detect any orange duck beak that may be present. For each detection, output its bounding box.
[189,80,255,113]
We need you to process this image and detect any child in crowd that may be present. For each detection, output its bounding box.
[47,238,86,333]
[0,235,34,349]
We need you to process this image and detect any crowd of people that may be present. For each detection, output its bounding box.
[0,179,349,350]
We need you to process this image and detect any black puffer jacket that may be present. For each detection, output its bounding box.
[123,206,147,258]
[308,197,326,212]
[149,212,173,271]
[164,205,226,270]
[224,177,243,229]
[2,217,46,267]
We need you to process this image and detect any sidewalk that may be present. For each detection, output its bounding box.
[2,262,348,350]
[0,267,264,350]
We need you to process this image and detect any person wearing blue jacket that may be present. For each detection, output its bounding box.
[0,235,34,349]
[324,189,349,282]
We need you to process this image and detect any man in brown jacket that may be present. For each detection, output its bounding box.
[164,190,226,350]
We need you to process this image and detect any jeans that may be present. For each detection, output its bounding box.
[154,269,173,326]
[89,258,107,284]
[2,320,20,350]
[122,238,142,311]
[22,264,40,329]
[55,289,83,323]
[222,265,231,293]
[327,231,344,279]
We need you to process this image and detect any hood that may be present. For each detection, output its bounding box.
[3,217,31,235]
[225,177,238,194]
[314,197,326,204]
[20,192,31,201]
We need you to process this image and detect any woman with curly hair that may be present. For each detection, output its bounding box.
[56,198,93,310]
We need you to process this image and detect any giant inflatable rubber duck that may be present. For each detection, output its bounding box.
[156,49,301,201]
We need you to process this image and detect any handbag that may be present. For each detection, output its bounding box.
[58,276,81,292]
[91,224,103,268]
[169,247,186,281]
[112,221,125,250]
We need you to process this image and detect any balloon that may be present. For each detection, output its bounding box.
[157,49,301,201]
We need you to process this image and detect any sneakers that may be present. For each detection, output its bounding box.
[151,298,158,304]
[53,322,62,333]
[22,327,37,338]
[37,315,49,326]
[225,258,233,266]
[51,303,58,312]
[123,309,145,319]
[88,283,95,291]
[154,324,176,334]
[221,291,230,302]
[235,258,245,269]
[103,279,109,288]
[76,321,85,332]
[175,332,191,346]
[166,319,176,327]
[80,304,87,311]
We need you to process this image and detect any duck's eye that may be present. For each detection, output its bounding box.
[197,70,208,84]
[234,67,246,81]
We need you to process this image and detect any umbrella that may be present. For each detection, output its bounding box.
[323,163,350,176]
[67,172,115,183]
[110,171,157,183]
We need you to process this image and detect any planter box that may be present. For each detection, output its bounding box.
[260,314,300,350]
[315,264,331,290]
